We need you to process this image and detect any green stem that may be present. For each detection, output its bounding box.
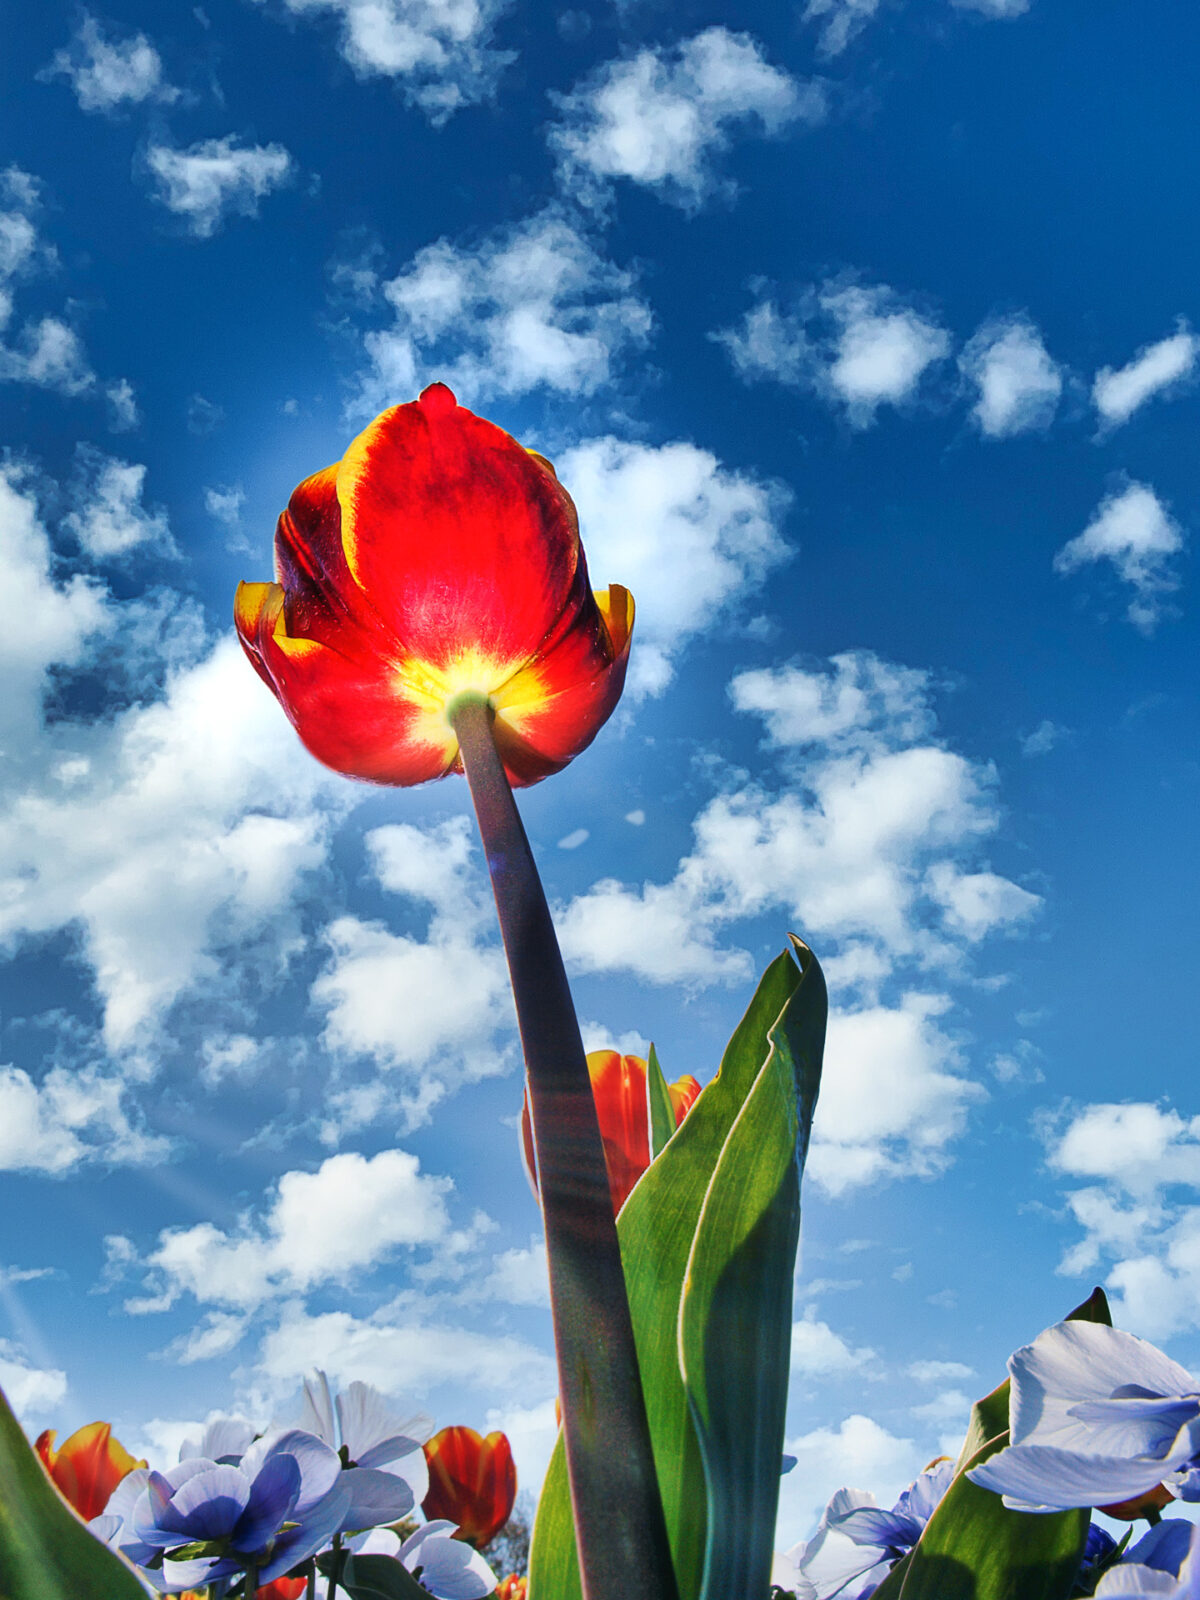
[449,694,679,1600]
[327,1534,343,1600]
[306,1559,317,1598]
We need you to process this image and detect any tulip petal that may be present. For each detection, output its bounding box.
[336,388,583,675]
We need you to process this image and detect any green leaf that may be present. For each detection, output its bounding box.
[528,942,826,1600]
[681,935,825,1600]
[0,1383,150,1600]
[895,1443,1089,1600]
[317,1551,433,1599]
[646,1043,676,1162]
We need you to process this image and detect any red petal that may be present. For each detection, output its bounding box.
[337,391,583,674]
[422,1426,517,1549]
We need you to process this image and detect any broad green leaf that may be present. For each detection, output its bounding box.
[318,1551,432,1599]
[529,947,818,1600]
[681,935,826,1600]
[0,1383,150,1600]
[646,1043,676,1162]
[896,1440,1088,1600]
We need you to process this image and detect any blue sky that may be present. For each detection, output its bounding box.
[1,0,1199,1552]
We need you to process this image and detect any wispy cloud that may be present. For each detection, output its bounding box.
[42,14,178,114]
[959,315,1062,437]
[1054,481,1184,632]
[144,137,294,237]
[1092,322,1200,428]
[549,29,822,211]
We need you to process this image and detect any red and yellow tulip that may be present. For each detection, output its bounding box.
[34,1421,145,1521]
[496,1577,528,1600]
[522,1051,702,1216]
[421,1425,516,1549]
[235,383,633,789]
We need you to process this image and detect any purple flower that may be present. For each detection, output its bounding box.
[129,1428,349,1592]
[967,1322,1200,1511]
[781,1460,955,1599]
[298,1370,431,1534]
[1095,1520,1200,1597]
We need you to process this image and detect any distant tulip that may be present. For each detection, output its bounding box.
[35,1421,145,1520]
[521,1050,702,1216]
[235,383,633,790]
[422,1426,516,1549]
[256,1580,307,1599]
[496,1577,528,1600]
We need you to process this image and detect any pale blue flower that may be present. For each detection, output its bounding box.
[297,1369,432,1536]
[968,1322,1200,1511]
[782,1460,955,1599]
[1095,1521,1200,1597]
[129,1428,348,1592]
[311,1524,497,1600]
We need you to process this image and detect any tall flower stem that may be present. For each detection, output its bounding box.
[449,693,679,1600]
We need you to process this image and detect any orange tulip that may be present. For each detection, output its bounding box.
[496,1577,528,1600]
[522,1051,702,1216]
[34,1421,145,1521]
[1098,1483,1176,1520]
[235,383,633,790]
[421,1425,516,1549]
[256,1579,307,1599]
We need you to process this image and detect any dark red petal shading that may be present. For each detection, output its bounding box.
[337,390,583,671]
[422,1426,517,1549]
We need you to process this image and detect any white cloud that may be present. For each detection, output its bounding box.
[1046,1101,1200,1342]
[776,1414,923,1547]
[1054,481,1184,632]
[204,485,244,526]
[822,285,951,424]
[43,14,178,113]
[1093,323,1200,428]
[0,482,341,1048]
[481,1238,550,1308]
[1021,719,1064,757]
[256,1303,554,1399]
[246,0,514,120]
[130,1150,457,1313]
[164,1311,249,1365]
[808,994,984,1194]
[803,0,881,58]
[549,29,821,210]
[63,446,173,559]
[0,1340,67,1418]
[350,209,651,412]
[790,1313,877,1376]
[105,378,140,432]
[144,137,294,238]
[0,1064,165,1174]
[556,437,790,695]
[0,316,95,396]
[959,316,1062,437]
[716,282,950,425]
[311,818,513,1134]
[559,651,1036,1004]
[908,1358,974,1384]
[484,1395,558,1505]
[951,0,1029,14]
[558,828,589,850]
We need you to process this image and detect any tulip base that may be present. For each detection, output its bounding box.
[449,693,679,1600]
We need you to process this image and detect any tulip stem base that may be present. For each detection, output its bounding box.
[450,697,679,1600]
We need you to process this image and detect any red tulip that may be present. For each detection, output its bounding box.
[34,1421,145,1521]
[235,383,633,789]
[421,1425,516,1549]
[522,1050,702,1216]
[256,1579,307,1599]
[496,1577,528,1600]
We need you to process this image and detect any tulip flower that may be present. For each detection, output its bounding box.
[235,383,633,790]
[521,1051,702,1215]
[496,1576,528,1600]
[236,385,676,1600]
[422,1426,517,1549]
[35,1420,145,1521]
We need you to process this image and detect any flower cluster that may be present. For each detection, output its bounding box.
[40,1375,516,1598]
